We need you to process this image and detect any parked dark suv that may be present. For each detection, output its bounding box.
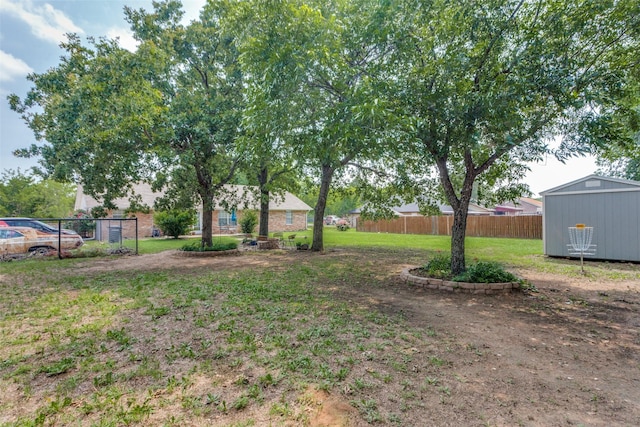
[0,218,79,235]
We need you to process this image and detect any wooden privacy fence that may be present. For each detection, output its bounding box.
[356,215,542,239]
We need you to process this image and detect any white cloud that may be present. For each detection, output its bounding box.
[0,0,83,44]
[0,49,33,82]
[181,0,207,24]
[105,0,206,52]
[107,26,138,52]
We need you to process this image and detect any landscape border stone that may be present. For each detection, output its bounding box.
[173,249,240,258]
[400,267,519,294]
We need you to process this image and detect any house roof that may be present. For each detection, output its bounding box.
[75,183,312,212]
[351,201,494,216]
[494,205,524,212]
[495,197,542,212]
[518,197,543,208]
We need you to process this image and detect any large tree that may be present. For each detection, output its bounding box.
[10,0,245,247]
[237,0,393,251]
[0,169,75,217]
[127,1,245,247]
[383,0,640,274]
[594,70,640,181]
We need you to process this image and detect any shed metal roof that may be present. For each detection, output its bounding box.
[540,174,640,196]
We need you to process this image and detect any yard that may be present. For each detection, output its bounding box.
[1,230,639,426]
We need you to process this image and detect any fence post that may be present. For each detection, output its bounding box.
[135,217,138,255]
[58,219,62,259]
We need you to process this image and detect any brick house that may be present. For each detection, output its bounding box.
[74,183,311,240]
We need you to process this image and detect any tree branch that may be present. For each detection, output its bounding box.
[347,162,390,178]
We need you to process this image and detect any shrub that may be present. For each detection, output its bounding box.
[239,210,258,234]
[65,209,95,237]
[181,240,238,252]
[422,254,452,279]
[336,223,349,231]
[416,256,519,283]
[453,261,518,283]
[90,206,108,218]
[153,210,196,239]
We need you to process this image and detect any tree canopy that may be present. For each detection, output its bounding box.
[10,0,246,247]
[236,0,394,250]
[0,170,75,218]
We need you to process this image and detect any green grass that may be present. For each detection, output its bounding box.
[0,253,438,425]
[282,227,541,261]
[80,227,539,261]
[79,235,235,255]
[284,228,638,280]
[7,227,639,282]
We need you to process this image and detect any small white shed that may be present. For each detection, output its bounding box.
[541,175,640,262]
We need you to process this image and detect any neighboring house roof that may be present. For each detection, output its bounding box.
[494,205,524,213]
[75,183,312,212]
[351,201,493,216]
[518,197,543,208]
[494,197,542,214]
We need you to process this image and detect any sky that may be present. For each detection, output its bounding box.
[0,0,598,197]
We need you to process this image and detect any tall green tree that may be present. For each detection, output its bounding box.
[0,169,75,217]
[9,34,162,204]
[595,71,640,181]
[238,0,393,251]
[0,170,37,217]
[9,0,245,247]
[127,0,245,247]
[384,0,640,274]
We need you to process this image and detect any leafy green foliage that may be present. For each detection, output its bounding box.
[239,210,258,234]
[90,206,109,219]
[377,0,640,274]
[65,209,95,237]
[236,0,394,251]
[154,210,196,239]
[420,255,518,283]
[9,1,246,248]
[421,254,453,280]
[453,262,519,284]
[0,169,75,217]
[7,0,637,268]
[180,240,238,252]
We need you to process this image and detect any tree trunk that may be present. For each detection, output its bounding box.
[258,166,270,237]
[449,179,474,276]
[434,155,475,276]
[199,186,215,248]
[311,164,334,252]
[201,203,214,248]
[450,204,469,275]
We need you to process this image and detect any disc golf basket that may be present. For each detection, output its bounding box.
[567,224,596,274]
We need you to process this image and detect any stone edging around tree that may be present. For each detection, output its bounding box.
[173,249,240,258]
[400,267,520,294]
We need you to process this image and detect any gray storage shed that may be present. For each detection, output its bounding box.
[541,175,640,262]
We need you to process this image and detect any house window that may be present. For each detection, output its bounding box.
[285,210,293,225]
[113,210,124,219]
[219,210,237,227]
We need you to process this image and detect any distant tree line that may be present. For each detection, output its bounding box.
[0,169,75,218]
